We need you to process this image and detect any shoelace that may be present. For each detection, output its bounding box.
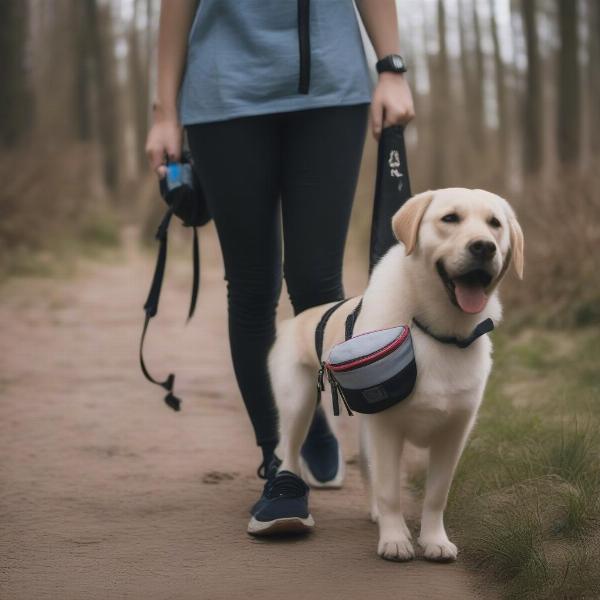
[257,461,268,480]
[265,471,307,499]
[256,455,282,480]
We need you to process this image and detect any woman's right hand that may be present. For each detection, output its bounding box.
[145,105,183,178]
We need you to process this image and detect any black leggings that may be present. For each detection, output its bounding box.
[186,103,369,449]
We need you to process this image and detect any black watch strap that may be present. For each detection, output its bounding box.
[376,54,407,74]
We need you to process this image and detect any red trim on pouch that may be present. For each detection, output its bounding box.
[326,328,409,373]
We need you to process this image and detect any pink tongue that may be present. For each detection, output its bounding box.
[454,282,488,314]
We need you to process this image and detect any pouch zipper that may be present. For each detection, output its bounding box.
[326,328,409,373]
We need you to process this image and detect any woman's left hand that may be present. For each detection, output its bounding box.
[370,72,415,140]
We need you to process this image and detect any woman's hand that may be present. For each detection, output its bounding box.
[370,72,415,140]
[145,104,183,178]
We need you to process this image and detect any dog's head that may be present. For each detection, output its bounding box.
[392,188,524,314]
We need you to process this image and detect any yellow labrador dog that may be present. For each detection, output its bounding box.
[268,188,524,561]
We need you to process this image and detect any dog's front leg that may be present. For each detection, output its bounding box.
[418,413,474,562]
[367,417,414,561]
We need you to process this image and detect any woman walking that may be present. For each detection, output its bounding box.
[145,0,414,534]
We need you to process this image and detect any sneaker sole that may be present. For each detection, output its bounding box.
[247,515,315,536]
[300,445,345,489]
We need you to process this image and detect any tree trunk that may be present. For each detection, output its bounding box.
[556,0,580,165]
[0,2,32,147]
[128,0,151,174]
[490,0,507,168]
[85,0,120,192]
[430,0,450,187]
[458,0,481,151]
[589,0,600,156]
[72,0,93,141]
[471,1,485,150]
[520,0,543,174]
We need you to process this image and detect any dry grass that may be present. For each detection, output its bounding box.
[442,325,600,599]
[0,144,120,278]
[503,168,600,326]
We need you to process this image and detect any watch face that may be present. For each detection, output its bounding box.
[377,55,407,73]
[391,55,405,71]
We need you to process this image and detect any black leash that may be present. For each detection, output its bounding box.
[139,205,200,411]
[369,125,412,274]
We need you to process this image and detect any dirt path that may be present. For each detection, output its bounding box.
[0,226,493,600]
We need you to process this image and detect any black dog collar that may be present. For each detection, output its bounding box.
[412,317,494,348]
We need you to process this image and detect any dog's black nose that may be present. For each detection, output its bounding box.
[468,240,496,260]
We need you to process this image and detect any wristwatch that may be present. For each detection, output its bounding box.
[376,54,408,75]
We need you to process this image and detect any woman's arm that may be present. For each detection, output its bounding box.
[354,0,415,139]
[145,0,200,173]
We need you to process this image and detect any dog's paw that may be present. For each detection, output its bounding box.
[418,536,458,562]
[377,536,415,562]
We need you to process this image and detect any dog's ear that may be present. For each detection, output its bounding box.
[392,190,434,255]
[508,214,524,279]
[499,199,524,279]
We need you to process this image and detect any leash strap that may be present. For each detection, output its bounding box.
[189,226,200,320]
[369,125,412,274]
[412,317,494,348]
[139,206,182,411]
[139,205,201,412]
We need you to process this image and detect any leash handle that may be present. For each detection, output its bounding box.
[369,125,412,274]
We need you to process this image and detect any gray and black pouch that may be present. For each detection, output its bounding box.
[324,326,417,415]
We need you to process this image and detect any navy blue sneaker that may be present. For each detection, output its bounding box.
[249,454,282,516]
[247,470,314,536]
[300,406,344,488]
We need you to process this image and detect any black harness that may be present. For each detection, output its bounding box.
[314,298,493,416]
[315,298,363,416]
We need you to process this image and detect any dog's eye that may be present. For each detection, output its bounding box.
[441,213,460,224]
[489,216,501,228]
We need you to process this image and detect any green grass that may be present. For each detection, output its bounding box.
[443,324,600,599]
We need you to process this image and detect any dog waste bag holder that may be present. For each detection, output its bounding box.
[325,325,417,415]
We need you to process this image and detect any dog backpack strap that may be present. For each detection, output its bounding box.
[314,299,349,407]
[139,206,182,412]
[344,299,363,341]
[315,299,349,363]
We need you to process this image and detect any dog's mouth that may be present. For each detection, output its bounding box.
[436,260,494,314]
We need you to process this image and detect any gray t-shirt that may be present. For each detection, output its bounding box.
[178,0,373,125]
